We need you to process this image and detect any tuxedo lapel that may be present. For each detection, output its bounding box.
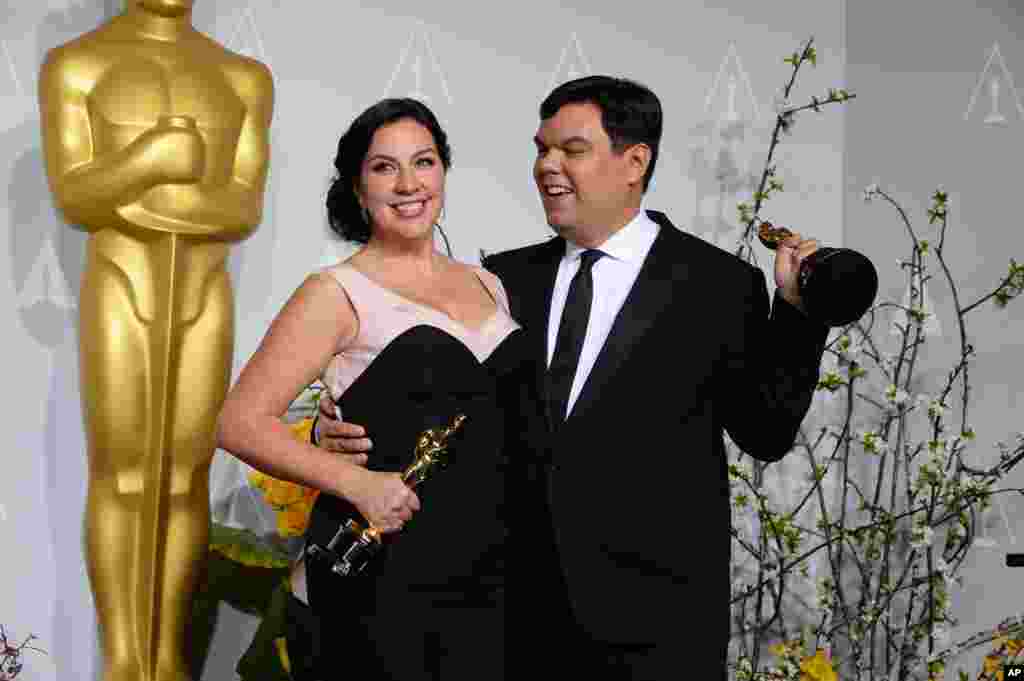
[516,237,565,433]
[561,211,688,433]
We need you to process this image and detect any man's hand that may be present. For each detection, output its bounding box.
[314,391,373,466]
[774,232,819,314]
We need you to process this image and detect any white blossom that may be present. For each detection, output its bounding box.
[728,462,753,482]
[928,438,949,459]
[836,333,863,361]
[885,383,911,407]
[933,557,960,590]
[817,578,836,609]
[911,523,935,549]
[927,398,948,420]
[860,430,888,455]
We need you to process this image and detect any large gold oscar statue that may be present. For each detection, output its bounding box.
[38,2,273,679]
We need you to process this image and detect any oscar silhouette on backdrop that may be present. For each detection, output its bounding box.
[37,1,273,679]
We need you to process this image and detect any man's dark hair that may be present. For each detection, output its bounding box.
[540,75,662,192]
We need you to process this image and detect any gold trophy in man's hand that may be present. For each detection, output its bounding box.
[306,414,468,576]
[759,221,879,327]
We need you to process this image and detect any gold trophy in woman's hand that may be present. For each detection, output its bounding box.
[306,414,468,576]
[759,221,879,327]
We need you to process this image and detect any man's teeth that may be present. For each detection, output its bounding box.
[546,187,573,196]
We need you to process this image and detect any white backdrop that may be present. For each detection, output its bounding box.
[2,1,1018,679]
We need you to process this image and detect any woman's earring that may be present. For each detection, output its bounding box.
[435,215,453,257]
[360,205,370,225]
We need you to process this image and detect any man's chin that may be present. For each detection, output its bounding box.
[544,213,573,234]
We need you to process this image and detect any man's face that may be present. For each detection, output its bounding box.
[533,101,636,246]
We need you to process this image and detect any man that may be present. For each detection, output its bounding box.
[315,76,827,679]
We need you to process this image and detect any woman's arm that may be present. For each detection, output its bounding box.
[216,272,418,532]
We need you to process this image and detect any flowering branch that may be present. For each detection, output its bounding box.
[0,626,45,681]
[734,36,856,264]
[727,37,1024,681]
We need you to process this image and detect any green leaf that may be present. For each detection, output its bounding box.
[236,581,296,681]
[210,523,292,570]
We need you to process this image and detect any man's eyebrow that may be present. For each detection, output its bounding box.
[561,136,591,146]
[533,136,591,147]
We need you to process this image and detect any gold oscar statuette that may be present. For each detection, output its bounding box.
[306,414,468,577]
[758,221,879,328]
[37,2,274,680]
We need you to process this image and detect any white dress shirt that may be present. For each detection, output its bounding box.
[546,208,660,420]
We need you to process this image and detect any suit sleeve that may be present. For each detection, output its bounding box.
[720,267,829,462]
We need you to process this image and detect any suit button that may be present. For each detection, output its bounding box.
[546,462,560,472]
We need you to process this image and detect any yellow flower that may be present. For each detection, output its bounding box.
[262,477,309,508]
[246,417,321,533]
[278,504,312,537]
[770,640,800,659]
[1006,638,1024,657]
[248,467,269,489]
[274,636,291,674]
[982,654,1003,679]
[799,649,837,681]
[289,417,315,443]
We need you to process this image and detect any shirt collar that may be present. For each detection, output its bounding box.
[563,206,659,265]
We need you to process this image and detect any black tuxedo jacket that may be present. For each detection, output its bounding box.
[484,210,828,649]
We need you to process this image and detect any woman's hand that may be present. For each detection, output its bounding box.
[348,468,420,533]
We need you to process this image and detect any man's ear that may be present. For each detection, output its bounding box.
[624,143,652,187]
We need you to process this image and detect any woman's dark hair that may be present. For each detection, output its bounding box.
[540,75,662,192]
[326,98,452,243]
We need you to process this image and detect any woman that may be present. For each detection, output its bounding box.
[216,98,521,679]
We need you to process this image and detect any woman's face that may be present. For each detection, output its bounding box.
[356,118,445,244]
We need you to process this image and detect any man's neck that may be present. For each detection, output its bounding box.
[569,205,643,250]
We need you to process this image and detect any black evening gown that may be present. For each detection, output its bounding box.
[304,323,524,680]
